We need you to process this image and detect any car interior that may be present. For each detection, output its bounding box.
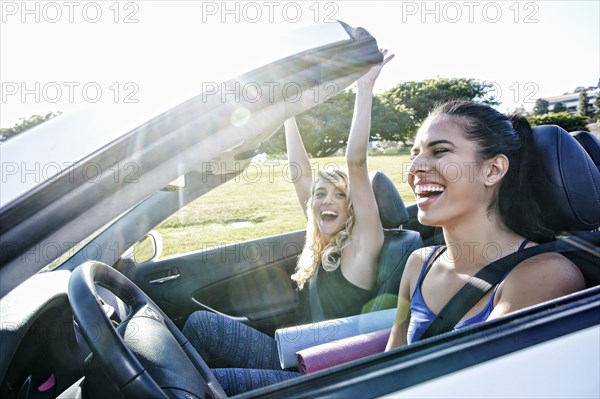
[0,123,598,399]
[240,124,600,399]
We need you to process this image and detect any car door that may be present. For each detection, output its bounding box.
[122,228,308,335]
[111,161,312,335]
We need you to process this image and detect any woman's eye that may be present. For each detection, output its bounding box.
[315,192,325,198]
[433,148,449,156]
[335,192,346,198]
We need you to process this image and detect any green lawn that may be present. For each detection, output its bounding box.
[156,154,414,258]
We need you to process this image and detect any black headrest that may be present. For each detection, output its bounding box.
[571,130,600,168]
[531,125,600,231]
[371,171,409,229]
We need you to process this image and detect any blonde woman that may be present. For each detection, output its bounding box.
[183,50,394,395]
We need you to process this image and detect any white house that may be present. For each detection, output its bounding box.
[545,89,599,114]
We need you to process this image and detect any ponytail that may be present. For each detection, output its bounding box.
[503,114,555,243]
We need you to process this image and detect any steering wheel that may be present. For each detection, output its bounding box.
[68,261,227,399]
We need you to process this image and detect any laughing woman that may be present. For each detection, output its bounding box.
[183,50,394,395]
[385,100,585,349]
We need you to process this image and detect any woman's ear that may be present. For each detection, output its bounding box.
[483,154,509,187]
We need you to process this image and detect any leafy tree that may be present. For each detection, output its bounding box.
[552,102,566,113]
[0,112,61,143]
[261,90,355,157]
[532,98,549,115]
[528,112,589,132]
[262,77,501,157]
[261,89,415,157]
[370,96,415,143]
[297,90,356,157]
[577,90,592,118]
[379,78,499,124]
[594,94,600,122]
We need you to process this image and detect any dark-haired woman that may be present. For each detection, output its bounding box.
[386,101,585,349]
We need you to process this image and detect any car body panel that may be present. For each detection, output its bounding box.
[385,325,599,398]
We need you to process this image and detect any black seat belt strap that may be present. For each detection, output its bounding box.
[420,232,600,340]
[309,266,325,322]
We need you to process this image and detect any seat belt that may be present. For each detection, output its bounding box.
[420,231,600,340]
[309,266,325,322]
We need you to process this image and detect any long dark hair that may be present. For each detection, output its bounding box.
[428,100,554,243]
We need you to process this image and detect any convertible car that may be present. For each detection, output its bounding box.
[1,22,599,399]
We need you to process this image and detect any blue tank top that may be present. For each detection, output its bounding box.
[407,240,529,344]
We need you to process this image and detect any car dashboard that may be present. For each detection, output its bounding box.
[0,269,128,399]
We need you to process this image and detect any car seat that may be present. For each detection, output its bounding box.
[571,130,600,168]
[366,171,423,311]
[531,125,600,287]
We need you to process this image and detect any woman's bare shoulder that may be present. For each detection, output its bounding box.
[404,246,440,276]
[498,252,585,310]
[511,252,583,286]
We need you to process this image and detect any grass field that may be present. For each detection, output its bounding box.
[156,154,415,258]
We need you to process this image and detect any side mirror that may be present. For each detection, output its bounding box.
[122,230,164,263]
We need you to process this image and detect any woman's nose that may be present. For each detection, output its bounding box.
[407,153,430,176]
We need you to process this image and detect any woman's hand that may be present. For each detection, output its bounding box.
[358,49,395,87]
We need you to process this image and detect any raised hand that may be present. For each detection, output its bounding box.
[359,49,395,87]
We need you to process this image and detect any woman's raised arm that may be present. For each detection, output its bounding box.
[284,116,314,217]
[336,50,394,289]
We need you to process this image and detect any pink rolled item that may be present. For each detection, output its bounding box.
[275,308,396,369]
[296,328,392,374]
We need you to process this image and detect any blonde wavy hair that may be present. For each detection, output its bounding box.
[291,169,355,290]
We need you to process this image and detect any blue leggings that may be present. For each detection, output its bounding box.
[182,311,300,395]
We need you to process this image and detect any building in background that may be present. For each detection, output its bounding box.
[545,89,599,114]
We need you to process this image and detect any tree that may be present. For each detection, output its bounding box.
[379,78,499,124]
[0,112,61,143]
[552,102,567,113]
[297,90,356,157]
[261,89,417,157]
[370,96,415,143]
[532,98,549,115]
[261,90,356,157]
[262,77,501,157]
[577,90,592,118]
[594,94,600,122]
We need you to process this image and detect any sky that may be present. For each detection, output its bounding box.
[1,0,599,128]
